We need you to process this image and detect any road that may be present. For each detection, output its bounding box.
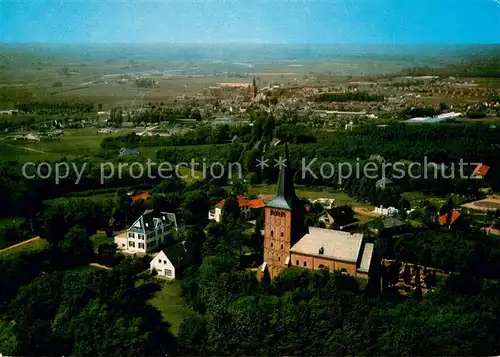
[137,125,158,136]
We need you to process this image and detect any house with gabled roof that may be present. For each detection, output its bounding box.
[437,210,465,229]
[150,250,176,279]
[375,177,393,189]
[114,209,177,253]
[119,147,140,156]
[131,192,152,202]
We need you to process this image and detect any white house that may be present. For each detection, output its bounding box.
[114,210,177,254]
[150,250,176,279]
[374,206,399,217]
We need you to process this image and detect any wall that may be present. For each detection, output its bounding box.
[264,207,293,279]
[150,256,176,279]
[290,252,358,276]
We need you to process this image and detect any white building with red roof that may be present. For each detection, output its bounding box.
[209,195,265,223]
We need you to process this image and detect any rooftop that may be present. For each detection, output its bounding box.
[215,195,265,209]
[290,227,363,263]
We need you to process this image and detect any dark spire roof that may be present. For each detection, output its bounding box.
[252,75,256,87]
[268,142,297,210]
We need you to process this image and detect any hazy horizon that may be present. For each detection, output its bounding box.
[1,0,499,44]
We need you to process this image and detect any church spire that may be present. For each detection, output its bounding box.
[268,142,297,210]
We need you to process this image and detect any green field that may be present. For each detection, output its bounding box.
[402,191,447,207]
[248,184,374,209]
[148,280,190,336]
[0,237,49,260]
[2,128,139,160]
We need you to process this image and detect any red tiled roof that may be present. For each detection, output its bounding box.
[438,210,461,226]
[473,164,490,178]
[215,195,265,209]
[132,192,152,202]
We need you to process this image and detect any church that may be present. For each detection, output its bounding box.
[258,144,376,280]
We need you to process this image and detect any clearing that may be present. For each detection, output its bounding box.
[148,280,190,336]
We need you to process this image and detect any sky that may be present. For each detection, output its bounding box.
[1,0,499,44]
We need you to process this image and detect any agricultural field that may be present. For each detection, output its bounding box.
[1,128,139,161]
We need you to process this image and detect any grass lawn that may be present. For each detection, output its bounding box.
[0,237,49,260]
[353,214,374,225]
[0,216,25,229]
[148,280,190,336]
[402,191,447,208]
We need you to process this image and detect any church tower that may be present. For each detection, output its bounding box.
[252,75,258,98]
[262,143,306,279]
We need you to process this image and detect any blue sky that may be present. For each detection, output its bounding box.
[1,0,499,44]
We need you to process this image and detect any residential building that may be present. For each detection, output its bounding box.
[258,143,375,280]
[149,242,191,279]
[437,210,464,228]
[114,210,177,253]
[230,135,242,143]
[375,177,393,189]
[119,147,140,156]
[310,198,335,210]
[374,205,399,217]
[208,195,265,223]
[473,164,490,178]
[131,192,152,202]
[150,250,176,279]
[369,154,385,163]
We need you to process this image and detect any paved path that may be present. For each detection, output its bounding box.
[137,125,158,136]
[0,236,41,253]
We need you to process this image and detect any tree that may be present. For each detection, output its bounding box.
[178,312,207,355]
[58,226,93,265]
[221,196,241,228]
[182,190,210,226]
[0,319,19,355]
[230,178,249,196]
[185,226,207,266]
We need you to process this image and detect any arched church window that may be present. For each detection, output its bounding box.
[271,242,273,248]
[280,232,284,237]
[296,260,299,265]
[278,256,281,262]
[303,261,307,267]
[281,244,283,249]
[271,230,274,237]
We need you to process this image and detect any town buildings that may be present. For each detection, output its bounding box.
[258,144,376,280]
